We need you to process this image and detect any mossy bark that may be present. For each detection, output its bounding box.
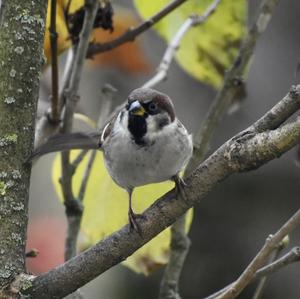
[0,0,47,292]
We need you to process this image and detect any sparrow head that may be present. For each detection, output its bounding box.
[123,88,176,144]
[126,88,175,121]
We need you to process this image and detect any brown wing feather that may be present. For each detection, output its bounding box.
[28,132,101,162]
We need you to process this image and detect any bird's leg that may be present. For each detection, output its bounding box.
[127,189,143,234]
[172,174,188,201]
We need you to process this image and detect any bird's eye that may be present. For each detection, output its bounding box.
[148,102,158,112]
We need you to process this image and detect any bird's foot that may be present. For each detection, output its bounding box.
[128,210,145,236]
[173,175,188,201]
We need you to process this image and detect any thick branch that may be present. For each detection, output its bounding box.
[87,0,188,57]
[24,85,300,299]
[0,0,47,295]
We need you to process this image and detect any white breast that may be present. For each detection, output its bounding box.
[102,113,193,191]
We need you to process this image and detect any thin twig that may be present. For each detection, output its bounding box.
[78,150,96,201]
[158,216,191,299]
[97,84,117,128]
[60,47,75,108]
[87,0,188,57]
[68,84,117,177]
[143,0,221,89]
[34,0,63,149]
[255,246,300,277]
[143,18,193,89]
[49,0,60,123]
[70,149,89,175]
[34,48,75,149]
[252,237,287,299]
[61,3,100,295]
[185,0,280,175]
[216,210,300,299]
[78,85,116,202]
[203,245,300,299]
[64,83,116,263]
[64,88,115,288]
[60,0,100,262]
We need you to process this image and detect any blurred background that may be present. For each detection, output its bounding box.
[28,0,300,298]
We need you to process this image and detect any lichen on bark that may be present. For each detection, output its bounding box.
[0,0,47,292]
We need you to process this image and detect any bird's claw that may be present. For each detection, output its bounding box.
[128,210,145,236]
[173,175,188,201]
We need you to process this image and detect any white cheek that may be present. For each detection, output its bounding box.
[146,116,157,134]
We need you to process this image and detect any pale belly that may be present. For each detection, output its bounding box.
[102,124,192,190]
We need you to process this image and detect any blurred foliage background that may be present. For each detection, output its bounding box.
[28,0,300,298]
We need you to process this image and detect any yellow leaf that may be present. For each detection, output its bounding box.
[134,0,247,88]
[74,113,97,128]
[52,150,193,275]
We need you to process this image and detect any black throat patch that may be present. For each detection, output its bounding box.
[128,115,147,146]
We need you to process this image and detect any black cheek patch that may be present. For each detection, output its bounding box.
[128,115,147,146]
[158,116,170,129]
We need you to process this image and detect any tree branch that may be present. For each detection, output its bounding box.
[255,246,300,277]
[203,245,300,299]
[251,235,288,299]
[49,0,60,123]
[24,84,300,299]
[158,215,191,299]
[86,0,188,57]
[77,86,116,201]
[69,84,117,176]
[60,0,100,262]
[34,48,75,149]
[216,211,300,299]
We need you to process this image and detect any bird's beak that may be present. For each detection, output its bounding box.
[128,100,146,116]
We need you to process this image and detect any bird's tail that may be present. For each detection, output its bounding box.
[28,132,101,161]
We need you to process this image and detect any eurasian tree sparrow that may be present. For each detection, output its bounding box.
[31,88,193,232]
[100,88,193,231]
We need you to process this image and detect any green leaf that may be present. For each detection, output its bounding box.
[134,0,247,88]
[52,150,193,275]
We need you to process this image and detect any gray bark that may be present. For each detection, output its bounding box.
[0,0,47,297]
